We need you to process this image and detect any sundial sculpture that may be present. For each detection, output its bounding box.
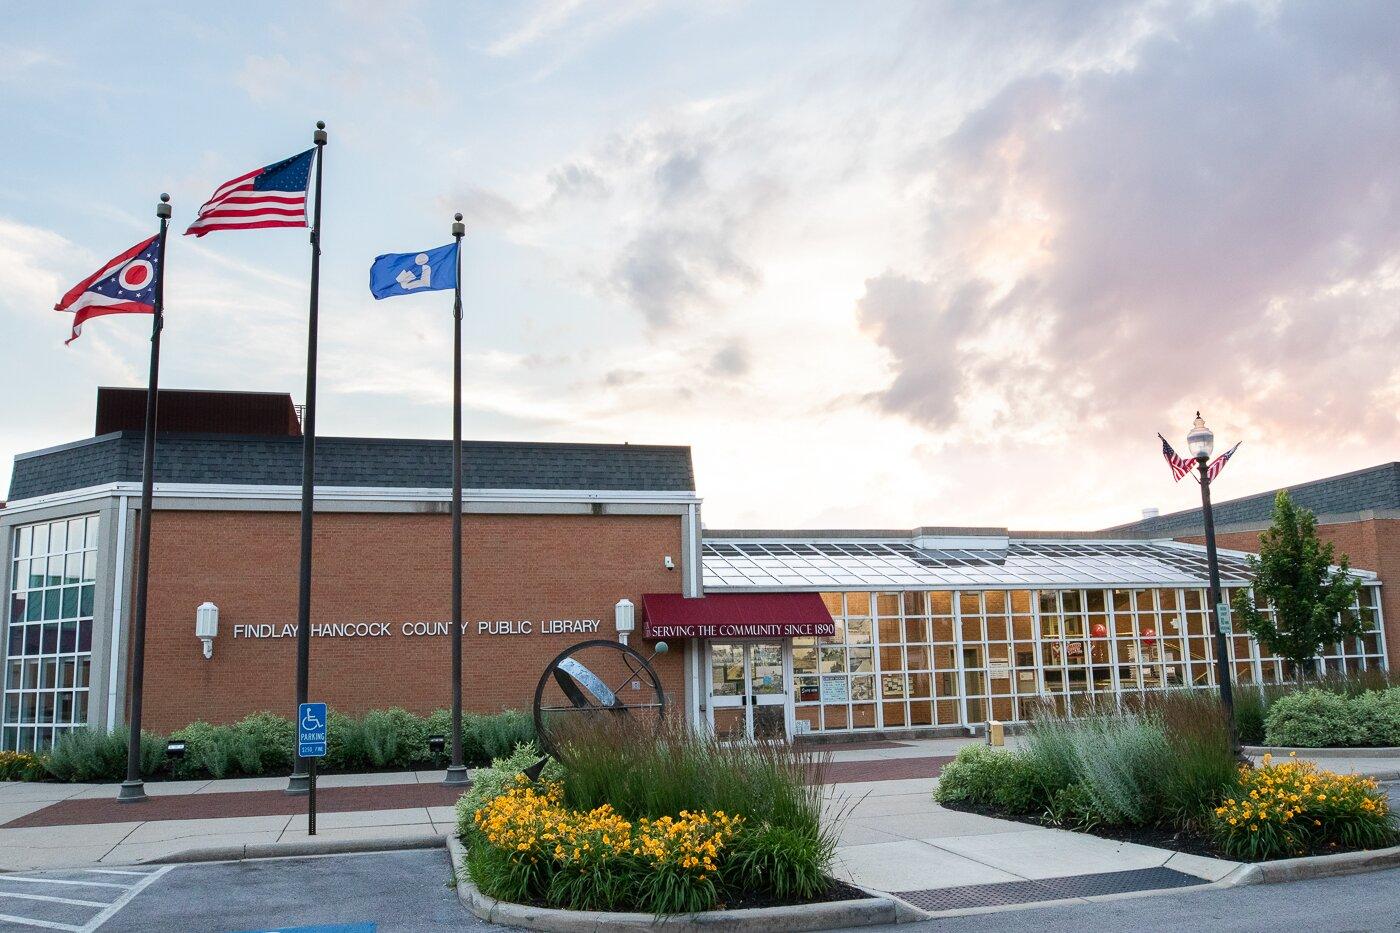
[522,638,668,780]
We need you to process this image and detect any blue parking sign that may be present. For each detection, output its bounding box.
[299,702,328,758]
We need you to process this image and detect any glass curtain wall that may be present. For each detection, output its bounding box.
[3,517,98,751]
[793,585,1387,733]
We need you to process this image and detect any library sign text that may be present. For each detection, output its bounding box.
[232,619,603,640]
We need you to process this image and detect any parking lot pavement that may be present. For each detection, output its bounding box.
[0,850,502,933]
[0,864,172,932]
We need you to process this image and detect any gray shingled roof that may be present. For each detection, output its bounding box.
[8,432,695,501]
[1104,462,1400,538]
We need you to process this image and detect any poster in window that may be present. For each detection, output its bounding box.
[820,676,849,703]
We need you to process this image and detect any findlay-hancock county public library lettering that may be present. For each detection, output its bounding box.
[231,619,604,639]
[0,387,1394,753]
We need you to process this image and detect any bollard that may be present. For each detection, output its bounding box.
[986,720,1005,747]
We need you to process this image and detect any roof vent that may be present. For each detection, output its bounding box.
[1142,507,1160,520]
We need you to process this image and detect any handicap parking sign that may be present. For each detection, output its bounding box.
[299,702,328,758]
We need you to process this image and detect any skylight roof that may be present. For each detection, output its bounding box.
[700,538,1374,591]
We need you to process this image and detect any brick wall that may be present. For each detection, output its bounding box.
[1179,517,1399,669]
[133,510,686,733]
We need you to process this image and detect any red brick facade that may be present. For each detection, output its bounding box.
[134,510,687,733]
[1180,517,1399,668]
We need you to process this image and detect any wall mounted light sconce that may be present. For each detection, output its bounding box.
[196,601,219,659]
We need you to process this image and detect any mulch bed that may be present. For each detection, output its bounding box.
[939,799,1380,862]
[717,877,872,910]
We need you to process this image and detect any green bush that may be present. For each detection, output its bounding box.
[1264,689,1362,748]
[45,729,163,782]
[324,711,365,772]
[934,745,1049,814]
[360,708,429,769]
[467,709,535,762]
[234,712,294,772]
[1043,781,1104,831]
[1348,689,1400,747]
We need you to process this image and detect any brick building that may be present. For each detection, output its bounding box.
[0,389,1390,750]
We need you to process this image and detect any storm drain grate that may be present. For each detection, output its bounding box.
[896,867,1205,912]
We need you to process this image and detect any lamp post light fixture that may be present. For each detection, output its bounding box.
[614,598,636,645]
[1187,412,1242,758]
[196,601,219,660]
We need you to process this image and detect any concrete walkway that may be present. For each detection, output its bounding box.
[825,774,1238,907]
[0,770,459,871]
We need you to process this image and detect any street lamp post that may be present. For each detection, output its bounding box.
[1187,412,1241,757]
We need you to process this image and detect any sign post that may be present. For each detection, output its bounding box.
[298,702,328,835]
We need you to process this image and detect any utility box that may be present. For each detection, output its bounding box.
[986,720,1005,747]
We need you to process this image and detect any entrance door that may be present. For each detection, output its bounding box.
[707,642,788,740]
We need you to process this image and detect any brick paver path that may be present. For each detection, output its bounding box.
[5,755,950,828]
[5,782,465,829]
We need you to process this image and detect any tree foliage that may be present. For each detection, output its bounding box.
[1231,491,1365,678]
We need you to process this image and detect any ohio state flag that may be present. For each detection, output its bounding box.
[54,235,161,345]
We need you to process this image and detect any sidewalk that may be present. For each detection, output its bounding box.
[0,770,460,871]
[825,775,1238,915]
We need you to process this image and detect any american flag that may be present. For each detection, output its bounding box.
[1158,433,1194,482]
[184,148,315,237]
[1206,441,1241,483]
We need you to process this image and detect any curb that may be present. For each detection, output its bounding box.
[145,831,446,864]
[444,835,901,931]
[1223,844,1400,886]
[1245,746,1400,760]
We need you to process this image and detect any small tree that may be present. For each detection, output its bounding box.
[1231,491,1365,682]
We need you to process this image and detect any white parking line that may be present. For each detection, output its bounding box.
[0,879,130,890]
[80,871,150,878]
[78,865,173,933]
[0,913,82,931]
[0,891,112,908]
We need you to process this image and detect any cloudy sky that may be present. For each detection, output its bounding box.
[3,1,1398,530]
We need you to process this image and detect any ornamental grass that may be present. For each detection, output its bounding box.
[1208,754,1396,861]
[469,777,741,914]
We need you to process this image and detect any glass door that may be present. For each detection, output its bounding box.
[706,642,789,740]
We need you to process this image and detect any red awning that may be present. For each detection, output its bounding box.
[641,593,836,640]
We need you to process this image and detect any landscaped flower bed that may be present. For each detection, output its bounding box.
[1209,754,1392,860]
[470,779,740,913]
[456,723,864,915]
[934,691,1398,862]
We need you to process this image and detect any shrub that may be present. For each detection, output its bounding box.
[1350,689,1400,748]
[46,729,163,782]
[1043,781,1104,831]
[324,710,365,772]
[234,712,294,773]
[360,708,429,769]
[457,741,562,838]
[467,709,536,763]
[1264,689,1362,748]
[934,745,1047,814]
[171,722,235,779]
[1209,754,1396,860]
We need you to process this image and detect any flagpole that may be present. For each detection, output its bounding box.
[117,194,172,804]
[288,122,327,795]
[445,213,469,786]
